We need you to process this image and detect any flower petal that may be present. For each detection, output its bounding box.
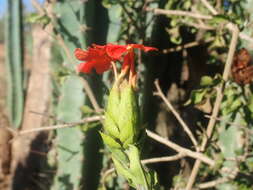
[75,48,88,61]
[129,44,158,52]
[77,61,94,73]
[106,44,127,59]
[122,52,134,71]
[94,61,111,74]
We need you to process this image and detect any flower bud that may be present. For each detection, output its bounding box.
[103,80,140,148]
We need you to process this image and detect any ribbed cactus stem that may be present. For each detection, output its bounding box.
[6,0,24,128]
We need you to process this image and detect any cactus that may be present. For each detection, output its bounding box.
[5,0,23,128]
[51,1,106,189]
[50,1,88,189]
[51,75,85,189]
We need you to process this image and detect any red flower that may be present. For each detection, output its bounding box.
[74,44,113,74]
[74,43,157,74]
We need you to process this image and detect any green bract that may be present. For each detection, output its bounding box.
[103,80,140,148]
[100,79,158,189]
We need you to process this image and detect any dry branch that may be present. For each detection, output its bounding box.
[146,129,214,166]
[185,24,240,190]
[154,80,199,151]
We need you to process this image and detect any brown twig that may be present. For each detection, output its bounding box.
[197,177,230,189]
[148,8,213,20]
[142,153,185,164]
[182,21,215,30]
[162,38,214,53]
[198,0,253,44]
[154,80,199,151]
[80,78,103,113]
[31,0,46,14]
[18,115,104,135]
[31,0,74,65]
[200,0,218,15]
[146,7,253,44]
[185,24,240,190]
[146,129,214,166]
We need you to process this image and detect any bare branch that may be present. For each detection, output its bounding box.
[162,38,214,53]
[148,8,213,20]
[154,80,199,151]
[200,0,218,15]
[199,0,253,44]
[80,78,103,113]
[18,115,104,135]
[142,153,185,164]
[146,129,214,166]
[146,7,253,44]
[197,177,230,189]
[186,24,240,190]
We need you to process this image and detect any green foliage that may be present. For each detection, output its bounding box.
[5,0,24,128]
[187,73,253,188]
[185,75,222,105]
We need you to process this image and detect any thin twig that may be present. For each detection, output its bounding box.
[154,80,199,151]
[162,38,214,53]
[200,0,218,15]
[197,177,230,189]
[148,8,213,20]
[199,0,253,44]
[18,115,103,135]
[31,0,74,65]
[181,21,215,30]
[142,153,185,164]
[185,24,240,190]
[146,7,253,44]
[146,129,214,166]
[31,0,46,14]
[80,78,103,113]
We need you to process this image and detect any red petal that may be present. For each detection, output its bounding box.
[77,62,93,73]
[106,44,127,59]
[94,61,111,74]
[74,48,88,61]
[122,52,134,70]
[129,44,158,52]
[142,46,158,52]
